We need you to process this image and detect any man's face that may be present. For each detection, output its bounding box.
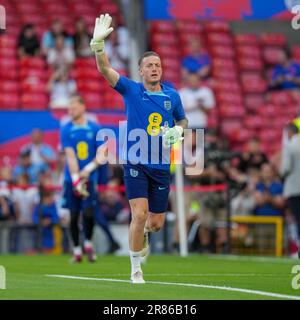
[68,98,85,121]
[139,56,162,85]
[261,164,273,181]
[31,129,42,144]
[188,73,200,89]
[52,20,63,35]
[248,140,260,153]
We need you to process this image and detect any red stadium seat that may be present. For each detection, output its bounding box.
[213,79,241,93]
[151,33,178,46]
[151,21,176,34]
[216,92,243,105]
[244,115,264,129]
[0,93,20,110]
[20,68,47,81]
[209,45,235,59]
[212,67,238,80]
[207,33,233,46]
[267,90,294,105]
[236,45,261,59]
[219,104,246,118]
[20,57,46,69]
[260,33,286,47]
[176,20,203,34]
[212,58,235,69]
[262,47,284,65]
[244,94,265,111]
[0,35,17,49]
[241,73,267,93]
[21,79,47,94]
[204,21,230,33]
[81,93,104,109]
[238,57,263,71]
[0,81,20,93]
[20,93,48,110]
[77,80,104,94]
[235,34,258,46]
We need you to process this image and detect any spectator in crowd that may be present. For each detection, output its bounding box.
[47,35,75,70]
[18,24,40,58]
[181,39,211,81]
[32,183,60,253]
[42,19,73,55]
[21,129,57,167]
[99,179,129,223]
[269,49,300,90]
[47,68,77,109]
[73,18,92,57]
[231,182,256,216]
[179,73,215,129]
[13,149,48,185]
[281,123,300,253]
[105,28,129,71]
[0,187,15,221]
[0,166,13,187]
[11,173,38,225]
[237,138,268,174]
[254,163,285,216]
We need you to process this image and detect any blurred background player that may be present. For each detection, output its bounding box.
[60,94,107,262]
[90,14,188,283]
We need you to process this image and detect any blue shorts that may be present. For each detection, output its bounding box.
[123,163,171,213]
[61,181,98,213]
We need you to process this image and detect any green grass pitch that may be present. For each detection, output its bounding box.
[0,254,300,300]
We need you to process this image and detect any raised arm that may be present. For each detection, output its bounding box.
[90,14,120,87]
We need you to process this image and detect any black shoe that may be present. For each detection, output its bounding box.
[107,241,120,254]
[298,250,300,259]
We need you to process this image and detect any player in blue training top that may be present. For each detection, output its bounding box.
[90,14,188,283]
[60,94,108,263]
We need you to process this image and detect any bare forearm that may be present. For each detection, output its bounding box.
[94,51,119,87]
[65,148,79,176]
[176,118,188,130]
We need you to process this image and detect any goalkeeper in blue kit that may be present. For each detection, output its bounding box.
[91,14,188,283]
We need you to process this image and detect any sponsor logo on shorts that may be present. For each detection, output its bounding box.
[130,169,139,177]
[158,186,166,190]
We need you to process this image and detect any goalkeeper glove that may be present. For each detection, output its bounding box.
[90,13,114,53]
[72,174,90,199]
[161,124,184,147]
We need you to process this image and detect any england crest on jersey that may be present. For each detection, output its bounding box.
[164,100,172,111]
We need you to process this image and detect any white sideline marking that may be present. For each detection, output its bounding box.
[46,274,300,300]
[76,273,287,277]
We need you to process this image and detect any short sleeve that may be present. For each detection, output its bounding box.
[60,126,72,149]
[173,93,186,122]
[113,75,137,95]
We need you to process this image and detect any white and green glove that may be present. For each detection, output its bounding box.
[161,123,184,147]
[90,13,114,53]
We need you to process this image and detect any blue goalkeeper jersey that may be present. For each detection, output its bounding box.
[114,76,186,170]
[60,120,103,183]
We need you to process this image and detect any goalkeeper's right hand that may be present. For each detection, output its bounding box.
[90,13,114,53]
[72,174,90,199]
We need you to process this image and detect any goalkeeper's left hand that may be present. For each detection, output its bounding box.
[161,125,184,147]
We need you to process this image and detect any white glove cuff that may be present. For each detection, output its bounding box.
[90,39,105,53]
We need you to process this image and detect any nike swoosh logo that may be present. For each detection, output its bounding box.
[158,187,166,190]
[142,97,150,100]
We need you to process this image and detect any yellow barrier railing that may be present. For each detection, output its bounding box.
[230,215,283,257]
